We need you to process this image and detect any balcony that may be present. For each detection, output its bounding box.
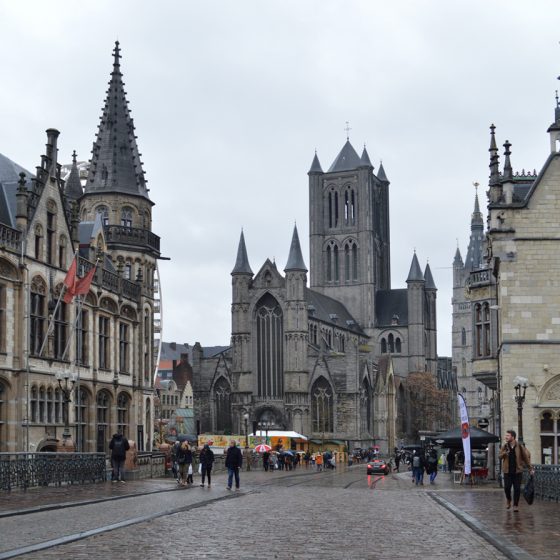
[77,256,141,301]
[0,224,22,252]
[466,268,492,289]
[103,225,160,255]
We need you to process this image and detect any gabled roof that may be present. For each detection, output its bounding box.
[284,225,307,272]
[375,289,409,326]
[327,140,362,173]
[305,288,364,335]
[85,41,150,201]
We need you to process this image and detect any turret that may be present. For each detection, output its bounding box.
[502,140,514,204]
[15,172,28,230]
[547,90,560,153]
[488,124,502,204]
[465,191,484,270]
[406,252,425,373]
[424,262,437,373]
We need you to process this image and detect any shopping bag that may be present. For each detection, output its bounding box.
[198,464,202,475]
[523,474,535,505]
[188,464,193,476]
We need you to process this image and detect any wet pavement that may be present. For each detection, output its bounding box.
[0,465,557,559]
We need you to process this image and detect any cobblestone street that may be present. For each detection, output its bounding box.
[0,466,521,560]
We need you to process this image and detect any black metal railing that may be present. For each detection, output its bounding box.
[0,452,106,491]
[104,225,160,254]
[534,464,560,502]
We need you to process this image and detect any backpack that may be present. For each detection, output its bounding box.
[112,438,125,457]
[428,455,437,465]
[412,456,421,468]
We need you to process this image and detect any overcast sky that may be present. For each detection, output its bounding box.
[1,1,559,356]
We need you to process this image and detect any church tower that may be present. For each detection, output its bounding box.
[308,140,390,335]
[79,42,160,394]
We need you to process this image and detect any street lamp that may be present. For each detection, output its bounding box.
[56,372,77,442]
[513,376,529,444]
[243,412,249,448]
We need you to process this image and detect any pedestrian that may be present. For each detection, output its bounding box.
[176,441,192,486]
[109,432,130,483]
[262,450,270,472]
[499,429,534,512]
[304,451,310,468]
[225,439,243,490]
[447,450,455,473]
[315,452,323,472]
[199,443,214,487]
[438,452,446,473]
[394,450,401,472]
[171,440,181,484]
[411,451,424,485]
[426,450,438,484]
[243,446,252,471]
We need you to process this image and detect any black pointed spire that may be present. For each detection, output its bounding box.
[377,161,388,182]
[424,263,436,290]
[85,41,149,200]
[232,230,253,275]
[489,124,500,186]
[406,252,424,282]
[285,225,308,272]
[308,152,323,174]
[503,140,513,181]
[64,150,84,200]
[327,140,362,173]
[359,145,373,168]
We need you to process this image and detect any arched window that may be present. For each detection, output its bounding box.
[475,303,491,357]
[461,358,467,377]
[540,411,559,465]
[117,393,130,437]
[326,246,332,281]
[121,207,133,228]
[97,205,109,226]
[76,307,89,366]
[54,301,67,360]
[311,377,333,432]
[54,388,62,423]
[75,388,88,452]
[47,387,53,423]
[214,377,232,433]
[30,386,38,423]
[328,191,333,228]
[388,333,395,353]
[344,245,350,281]
[30,277,46,356]
[351,189,356,224]
[360,379,371,434]
[381,338,387,354]
[96,391,111,453]
[333,246,339,282]
[352,243,358,280]
[334,191,339,227]
[58,236,67,269]
[46,202,56,265]
[145,398,151,451]
[461,327,467,346]
[395,337,402,353]
[256,293,283,398]
[34,224,43,260]
[39,387,46,423]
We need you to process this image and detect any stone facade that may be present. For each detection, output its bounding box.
[192,140,439,449]
[0,42,159,454]
[467,95,560,466]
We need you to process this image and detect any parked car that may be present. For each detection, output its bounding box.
[367,459,390,475]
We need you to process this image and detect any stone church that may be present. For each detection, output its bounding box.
[0,42,160,453]
[193,140,438,450]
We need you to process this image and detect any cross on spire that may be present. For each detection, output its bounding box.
[344,121,352,140]
[473,181,479,195]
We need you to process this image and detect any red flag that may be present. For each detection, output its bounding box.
[63,257,78,303]
[75,265,96,297]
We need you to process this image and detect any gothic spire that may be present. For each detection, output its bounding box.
[424,263,436,290]
[359,145,373,168]
[406,252,424,282]
[377,161,388,182]
[489,124,500,186]
[308,152,323,174]
[85,41,150,200]
[503,140,513,182]
[284,224,308,272]
[465,191,484,270]
[64,150,84,201]
[232,230,253,275]
[471,191,484,228]
[453,247,464,266]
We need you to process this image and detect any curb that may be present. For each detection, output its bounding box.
[428,492,536,560]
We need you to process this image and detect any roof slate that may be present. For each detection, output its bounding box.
[327,140,362,173]
[232,230,253,275]
[305,288,364,335]
[375,289,409,326]
[284,225,307,272]
[406,253,424,282]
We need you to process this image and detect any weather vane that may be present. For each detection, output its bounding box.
[344,121,352,140]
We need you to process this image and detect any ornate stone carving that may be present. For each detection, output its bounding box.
[544,381,560,402]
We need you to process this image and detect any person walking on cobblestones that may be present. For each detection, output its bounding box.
[176,442,193,486]
[262,450,270,471]
[225,440,243,490]
[244,446,252,471]
[199,443,214,487]
[109,432,130,483]
[426,450,438,484]
[499,429,533,512]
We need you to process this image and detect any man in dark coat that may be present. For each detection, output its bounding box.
[225,440,243,490]
[109,432,130,483]
[199,444,215,487]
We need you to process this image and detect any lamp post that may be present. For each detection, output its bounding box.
[243,412,249,448]
[56,372,77,442]
[513,376,528,444]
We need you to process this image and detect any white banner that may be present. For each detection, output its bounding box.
[457,393,471,475]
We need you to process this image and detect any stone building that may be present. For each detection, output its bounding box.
[0,42,160,453]
[467,87,560,466]
[452,193,493,424]
[193,140,439,450]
